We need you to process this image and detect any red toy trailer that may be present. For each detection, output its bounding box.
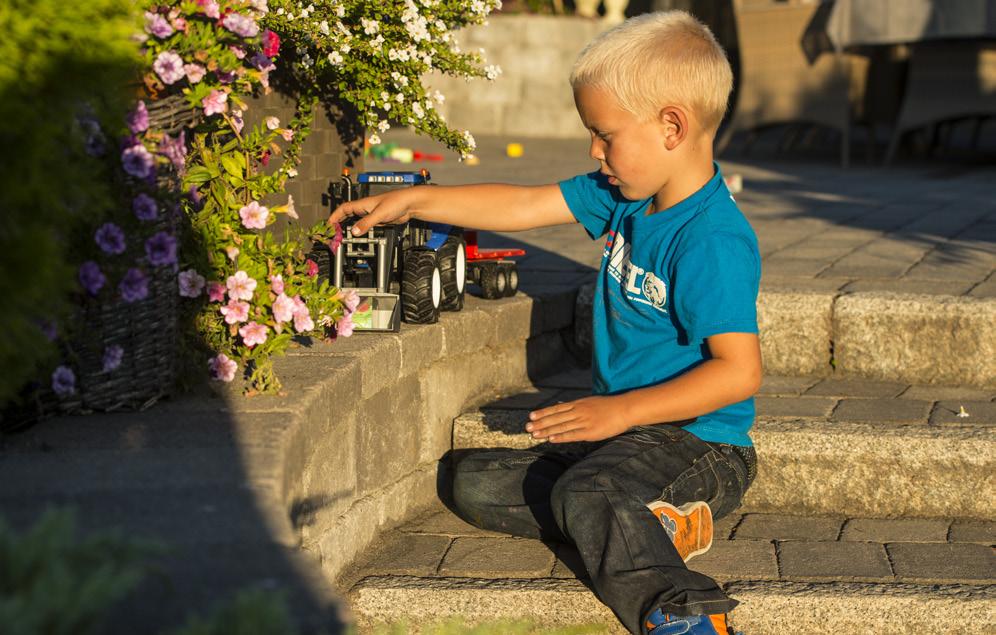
[464,230,523,299]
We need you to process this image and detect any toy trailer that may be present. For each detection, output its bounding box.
[464,230,524,299]
[313,169,466,332]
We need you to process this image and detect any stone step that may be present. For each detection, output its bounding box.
[344,505,996,634]
[573,285,996,389]
[454,374,996,519]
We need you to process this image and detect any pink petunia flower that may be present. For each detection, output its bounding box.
[229,45,246,60]
[306,259,318,277]
[225,245,240,261]
[195,0,221,19]
[339,288,361,313]
[221,13,260,38]
[231,109,244,135]
[262,29,280,57]
[239,321,268,348]
[127,101,149,134]
[285,194,298,220]
[178,269,206,297]
[226,270,256,301]
[279,128,294,142]
[153,51,185,84]
[272,293,295,323]
[220,299,250,324]
[183,63,206,83]
[269,274,284,295]
[202,89,228,116]
[239,201,269,229]
[336,312,355,337]
[265,116,280,130]
[291,295,314,332]
[329,222,343,252]
[207,281,226,302]
[208,353,237,382]
[145,11,174,38]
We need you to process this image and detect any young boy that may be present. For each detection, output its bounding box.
[329,11,760,635]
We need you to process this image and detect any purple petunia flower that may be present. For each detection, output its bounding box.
[52,366,76,397]
[119,268,149,303]
[121,143,155,179]
[79,116,106,157]
[37,319,58,341]
[153,50,185,85]
[250,52,275,72]
[133,193,158,221]
[94,223,126,255]
[216,69,236,84]
[221,13,260,38]
[102,345,124,372]
[159,131,186,173]
[144,11,174,38]
[127,101,149,134]
[145,231,177,267]
[79,260,106,295]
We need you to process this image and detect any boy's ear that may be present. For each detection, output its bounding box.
[658,106,688,150]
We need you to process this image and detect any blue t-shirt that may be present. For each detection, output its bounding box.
[559,164,760,447]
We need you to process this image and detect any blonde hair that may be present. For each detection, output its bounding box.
[570,11,733,133]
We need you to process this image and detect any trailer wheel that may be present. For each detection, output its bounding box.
[479,261,506,299]
[402,248,441,324]
[438,234,466,311]
[500,261,518,297]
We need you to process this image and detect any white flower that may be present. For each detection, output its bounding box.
[265,116,280,130]
[287,167,298,178]
[368,133,381,145]
[395,93,404,103]
[377,120,390,132]
[319,20,330,35]
[485,64,502,80]
[370,34,384,50]
[433,90,445,104]
[412,102,425,119]
[336,5,346,17]
[463,130,477,150]
[342,43,352,54]
[328,51,344,65]
[361,18,379,35]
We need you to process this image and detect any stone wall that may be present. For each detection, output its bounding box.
[427,15,605,140]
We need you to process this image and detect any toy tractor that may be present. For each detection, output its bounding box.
[313,169,523,332]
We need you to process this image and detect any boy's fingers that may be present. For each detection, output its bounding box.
[529,402,574,421]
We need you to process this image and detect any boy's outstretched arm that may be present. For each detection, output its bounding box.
[328,182,576,234]
[526,332,762,443]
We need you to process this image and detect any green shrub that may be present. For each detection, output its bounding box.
[167,588,298,635]
[0,0,140,406]
[0,509,152,635]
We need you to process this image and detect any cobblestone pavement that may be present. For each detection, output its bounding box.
[369,129,996,298]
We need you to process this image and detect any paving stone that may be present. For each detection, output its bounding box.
[755,397,838,418]
[439,537,556,578]
[778,542,893,581]
[757,376,822,397]
[401,508,507,538]
[805,378,909,399]
[735,514,843,541]
[689,540,779,581]
[840,518,949,543]
[887,543,996,583]
[842,279,975,295]
[930,401,996,425]
[353,533,452,578]
[831,398,932,423]
[900,385,994,401]
[714,513,743,540]
[949,521,996,544]
[551,544,589,579]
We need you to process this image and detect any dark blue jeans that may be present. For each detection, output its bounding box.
[451,424,757,635]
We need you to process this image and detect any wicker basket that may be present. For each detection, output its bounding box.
[146,93,201,137]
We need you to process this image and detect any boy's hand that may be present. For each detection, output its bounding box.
[526,395,630,443]
[328,188,417,236]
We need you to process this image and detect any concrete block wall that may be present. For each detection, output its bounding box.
[247,292,576,583]
[427,16,605,139]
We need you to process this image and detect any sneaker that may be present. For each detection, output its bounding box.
[646,500,713,562]
[644,608,736,635]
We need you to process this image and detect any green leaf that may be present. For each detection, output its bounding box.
[221,154,243,180]
[184,166,214,186]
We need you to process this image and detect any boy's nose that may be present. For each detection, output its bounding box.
[588,138,604,161]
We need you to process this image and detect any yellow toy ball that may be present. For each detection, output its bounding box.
[463,154,481,166]
[505,143,524,158]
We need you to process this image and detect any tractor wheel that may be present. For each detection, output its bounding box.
[478,261,506,299]
[438,234,466,311]
[499,261,518,297]
[402,248,442,324]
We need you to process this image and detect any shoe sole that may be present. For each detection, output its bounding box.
[646,500,713,562]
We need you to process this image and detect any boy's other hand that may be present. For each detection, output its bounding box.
[526,396,629,443]
[328,189,415,236]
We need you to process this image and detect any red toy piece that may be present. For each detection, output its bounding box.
[464,230,523,299]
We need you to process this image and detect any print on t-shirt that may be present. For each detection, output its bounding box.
[604,230,668,313]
